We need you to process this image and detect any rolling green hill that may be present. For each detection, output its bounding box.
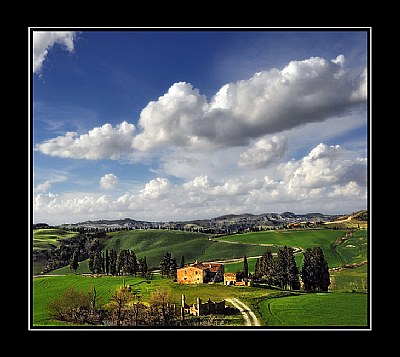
[102,230,269,269]
[215,229,348,268]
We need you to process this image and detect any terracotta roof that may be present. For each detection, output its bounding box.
[191,262,223,272]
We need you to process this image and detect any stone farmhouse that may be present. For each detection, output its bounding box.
[223,272,254,286]
[177,260,224,284]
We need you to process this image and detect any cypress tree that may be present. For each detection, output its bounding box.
[301,247,330,292]
[243,255,249,279]
[170,256,178,278]
[139,256,148,278]
[105,249,110,275]
[180,255,185,268]
[110,249,117,276]
[69,250,79,274]
[275,246,299,290]
[160,252,172,278]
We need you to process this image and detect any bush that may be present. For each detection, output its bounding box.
[48,286,102,324]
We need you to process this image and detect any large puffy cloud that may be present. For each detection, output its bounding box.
[132,82,208,151]
[132,55,366,151]
[35,121,136,160]
[282,143,366,195]
[36,55,366,160]
[33,31,77,74]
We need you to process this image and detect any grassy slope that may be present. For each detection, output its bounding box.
[102,230,269,269]
[216,229,348,268]
[33,228,79,275]
[336,229,368,265]
[33,228,78,250]
[330,264,368,292]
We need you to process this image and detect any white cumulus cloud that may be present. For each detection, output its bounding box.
[36,55,366,162]
[132,54,366,151]
[33,31,77,74]
[100,173,119,189]
[35,121,136,160]
[33,141,368,225]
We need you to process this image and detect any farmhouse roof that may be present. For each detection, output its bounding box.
[191,261,223,272]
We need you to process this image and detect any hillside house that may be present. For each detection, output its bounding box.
[177,260,224,284]
[223,273,254,286]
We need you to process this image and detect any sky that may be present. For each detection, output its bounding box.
[31,29,369,225]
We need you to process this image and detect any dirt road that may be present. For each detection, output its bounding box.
[226,298,261,326]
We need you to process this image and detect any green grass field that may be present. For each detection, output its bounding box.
[33,228,78,250]
[257,291,368,326]
[32,273,369,327]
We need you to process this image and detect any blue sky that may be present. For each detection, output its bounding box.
[32,29,369,225]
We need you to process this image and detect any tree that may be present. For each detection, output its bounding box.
[93,250,103,274]
[69,250,79,274]
[255,249,275,285]
[105,249,110,275]
[160,252,172,278]
[301,247,330,292]
[109,249,117,276]
[88,252,95,274]
[127,250,138,276]
[101,251,105,274]
[170,257,178,278]
[48,286,100,324]
[275,246,300,290]
[149,288,175,325]
[180,255,185,268]
[108,286,134,326]
[243,255,249,279]
[139,256,148,278]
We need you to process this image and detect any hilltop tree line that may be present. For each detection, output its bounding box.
[254,246,330,292]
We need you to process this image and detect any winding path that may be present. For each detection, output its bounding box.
[226,298,260,326]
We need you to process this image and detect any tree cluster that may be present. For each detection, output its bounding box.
[255,246,300,290]
[42,234,101,273]
[87,249,148,278]
[255,245,330,292]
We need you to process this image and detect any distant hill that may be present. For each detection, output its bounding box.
[324,210,368,229]
[47,210,369,234]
